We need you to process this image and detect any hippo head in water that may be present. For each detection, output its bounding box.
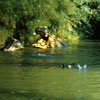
[33,26,49,41]
[13,39,22,48]
[1,38,23,51]
[35,26,48,34]
[61,63,87,69]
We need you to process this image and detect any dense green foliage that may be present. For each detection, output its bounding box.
[73,0,100,39]
[0,0,100,45]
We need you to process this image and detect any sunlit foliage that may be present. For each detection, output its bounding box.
[0,0,100,45]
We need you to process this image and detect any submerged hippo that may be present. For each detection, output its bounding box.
[61,63,87,69]
[55,40,68,48]
[0,38,23,51]
[33,26,69,48]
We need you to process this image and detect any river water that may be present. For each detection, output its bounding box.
[0,40,100,100]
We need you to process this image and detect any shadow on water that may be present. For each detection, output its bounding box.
[0,40,100,100]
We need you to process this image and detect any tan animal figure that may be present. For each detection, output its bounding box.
[32,38,48,49]
[32,26,68,49]
[47,35,56,48]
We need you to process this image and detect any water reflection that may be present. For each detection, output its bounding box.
[0,41,100,100]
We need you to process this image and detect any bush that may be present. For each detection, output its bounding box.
[0,0,100,46]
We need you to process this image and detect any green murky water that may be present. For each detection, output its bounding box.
[0,40,100,100]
